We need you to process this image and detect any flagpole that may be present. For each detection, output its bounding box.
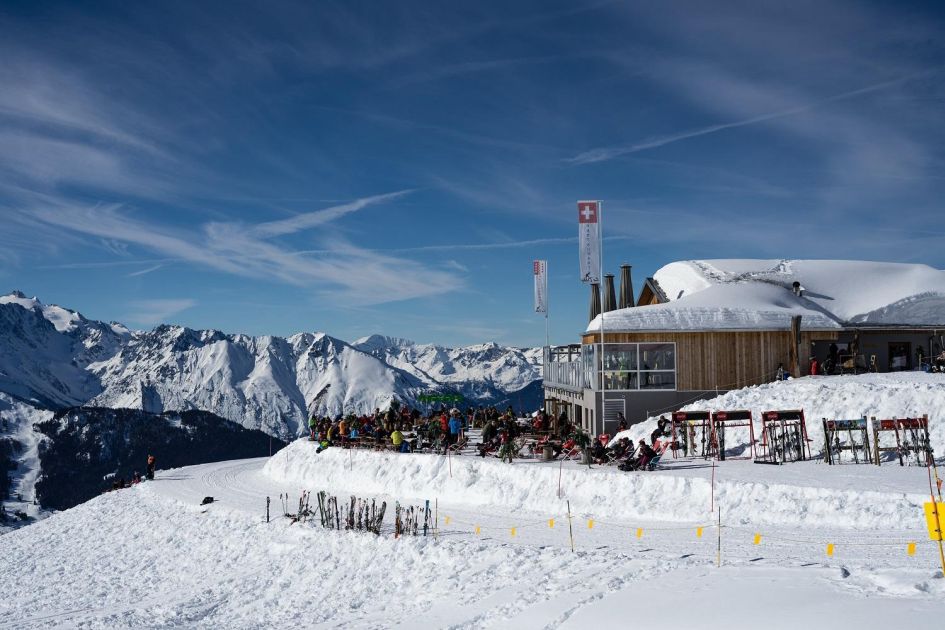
[545,261,551,348]
[598,200,606,438]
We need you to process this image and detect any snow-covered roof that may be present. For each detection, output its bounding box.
[588,259,945,333]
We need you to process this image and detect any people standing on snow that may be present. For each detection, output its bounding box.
[498,428,515,463]
[617,412,628,432]
[391,428,409,453]
[146,454,156,480]
[309,414,318,440]
[447,409,463,452]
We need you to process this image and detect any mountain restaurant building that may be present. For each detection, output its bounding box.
[542,260,945,436]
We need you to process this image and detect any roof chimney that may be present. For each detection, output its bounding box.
[603,274,617,312]
[619,264,633,309]
[588,282,602,323]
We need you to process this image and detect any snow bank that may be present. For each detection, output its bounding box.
[263,440,928,531]
[611,372,945,456]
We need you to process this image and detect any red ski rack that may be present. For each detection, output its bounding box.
[710,410,756,461]
[870,415,931,466]
[757,410,812,464]
[670,410,712,459]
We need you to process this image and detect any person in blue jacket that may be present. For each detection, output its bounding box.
[447,408,464,452]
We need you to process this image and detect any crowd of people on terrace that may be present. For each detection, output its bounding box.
[306,402,668,471]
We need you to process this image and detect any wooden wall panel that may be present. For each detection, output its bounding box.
[581,330,839,390]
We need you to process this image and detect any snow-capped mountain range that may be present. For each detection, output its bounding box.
[0,292,542,439]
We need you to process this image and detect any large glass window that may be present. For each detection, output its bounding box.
[601,342,676,391]
[639,343,675,371]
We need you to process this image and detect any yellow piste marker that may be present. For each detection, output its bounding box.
[924,502,945,541]
[753,534,762,545]
[696,527,704,538]
[511,527,517,537]
[636,528,644,539]
[549,518,555,529]
[907,542,917,556]
[444,516,451,525]
[474,526,481,535]
[588,519,595,529]
[826,544,835,557]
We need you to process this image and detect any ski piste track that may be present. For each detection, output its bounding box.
[3,441,945,629]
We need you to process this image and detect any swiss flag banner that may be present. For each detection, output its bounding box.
[577,200,601,283]
[533,260,548,314]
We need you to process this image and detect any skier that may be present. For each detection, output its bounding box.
[308,414,318,441]
[146,454,156,480]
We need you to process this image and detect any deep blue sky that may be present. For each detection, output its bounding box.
[2,1,944,346]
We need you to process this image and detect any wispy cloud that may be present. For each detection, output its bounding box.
[27,191,463,305]
[250,190,414,238]
[126,298,197,325]
[567,72,934,165]
[126,264,164,278]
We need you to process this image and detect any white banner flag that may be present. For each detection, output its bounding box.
[533,260,548,314]
[578,200,601,283]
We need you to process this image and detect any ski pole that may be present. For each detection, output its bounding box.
[566,500,574,553]
[711,461,716,514]
[266,496,270,524]
[717,507,722,568]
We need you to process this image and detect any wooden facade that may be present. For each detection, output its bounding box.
[582,330,840,391]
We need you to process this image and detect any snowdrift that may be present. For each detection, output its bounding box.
[263,441,928,531]
[612,373,945,456]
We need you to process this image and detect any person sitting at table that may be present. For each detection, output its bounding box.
[590,441,608,465]
[560,436,577,456]
[635,439,657,470]
[482,418,498,443]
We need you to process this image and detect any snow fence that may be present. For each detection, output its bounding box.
[263,440,929,532]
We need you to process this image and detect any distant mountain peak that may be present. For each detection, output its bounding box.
[353,334,417,350]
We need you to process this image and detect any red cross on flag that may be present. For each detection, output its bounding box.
[578,201,599,224]
[577,200,601,283]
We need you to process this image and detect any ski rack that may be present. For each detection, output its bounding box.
[871,416,932,467]
[670,410,713,459]
[710,410,756,461]
[822,417,871,465]
[756,410,812,465]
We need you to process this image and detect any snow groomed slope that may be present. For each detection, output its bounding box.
[3,371,945,627]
